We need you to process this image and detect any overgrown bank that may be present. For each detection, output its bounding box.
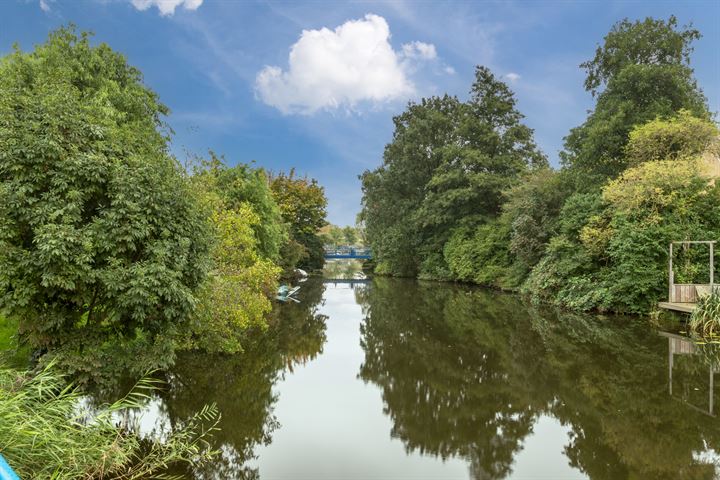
[0,26,329,477]
[360,16,720,315]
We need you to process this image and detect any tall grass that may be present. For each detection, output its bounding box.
[689,292,720,337]
[0,362,219,479]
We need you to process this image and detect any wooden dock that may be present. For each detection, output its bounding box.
[660,240,716,315]
[658,301,696,313]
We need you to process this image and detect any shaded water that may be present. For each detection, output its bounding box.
[116,266,720,479]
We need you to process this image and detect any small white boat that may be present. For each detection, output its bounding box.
[277,285,301,303]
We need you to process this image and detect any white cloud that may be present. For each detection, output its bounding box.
[444,65,456,75]
[505,72,521,83]
[256,14,435,115]
[401,41,437,60]
[39,0,52,12]
[130,0,203,16]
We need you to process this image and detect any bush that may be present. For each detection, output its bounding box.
[182,204,280,354]
[625,109,718,166]
[0,27,211,353]
[444,218,523,289]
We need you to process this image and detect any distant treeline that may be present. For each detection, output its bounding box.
[360,16,720,314]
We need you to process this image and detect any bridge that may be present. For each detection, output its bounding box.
[324,247,372,260]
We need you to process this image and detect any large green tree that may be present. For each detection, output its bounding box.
[269,169,328,271]
[0,27,211,354]
[562,16,709,183]
[361,67,545,278]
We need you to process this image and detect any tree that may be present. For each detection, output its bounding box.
[182,203,280,354]
[526,113,720,313]
[199,153,287,261]
[361,67,545,279]
[581,16,701,97]
[328,226,345,248]
[269,169,328,271]
[563,16,708,183]
[0,27,211,355]
[342,226,357,246]
[361,95,462,277]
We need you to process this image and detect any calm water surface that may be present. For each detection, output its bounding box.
[128,263,719,479]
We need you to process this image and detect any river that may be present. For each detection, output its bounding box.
[121,261,719,479]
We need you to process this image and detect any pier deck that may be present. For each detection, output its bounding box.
[658,301,696,313]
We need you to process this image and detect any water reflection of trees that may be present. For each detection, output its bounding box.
[323,259,363,279]
[356,278,720,480]
[88,278,328,480]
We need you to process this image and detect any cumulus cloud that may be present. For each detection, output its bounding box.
[256,14,436,114]
[130,0,203,16]
[505,72,521,83]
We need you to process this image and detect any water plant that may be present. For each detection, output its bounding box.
[0,362,219,479]
[688,292,720,337]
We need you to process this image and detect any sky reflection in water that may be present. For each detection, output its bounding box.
[109,267,719,479]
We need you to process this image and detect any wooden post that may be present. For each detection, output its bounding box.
[710,242,714,291]
[709,367,714,416]
[669,243,673,302]
[668,337,674,396]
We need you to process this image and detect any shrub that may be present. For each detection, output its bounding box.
[0,27,211,354]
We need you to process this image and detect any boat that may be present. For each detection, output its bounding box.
[277,284,301,303]
[0,453,20,480]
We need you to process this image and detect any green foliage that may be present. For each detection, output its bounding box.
[625,109,719,165]
[0,316,28,369]
[195,152,287,261]
[361,66,545,279]
[581,15,701,96]
[323,225,345,247]
[269,169,328,271]
[361,16,717,316]
[342,226,358,245]
[184,158,282,355]
[563,16,708,183]
[0,362,219,479]
[184,205,280,354]
[527,158,720,313]
[504,168,569,270]
[0,27,211,354]
[444,218,521,289]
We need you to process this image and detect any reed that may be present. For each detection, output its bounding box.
[689,293,720,337]
[0,361,219,479]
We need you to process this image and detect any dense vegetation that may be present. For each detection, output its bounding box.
[270,169,328,272]
[0,27,328,369]
[0,26,328,477]
[361,16,719,314]
[0,363,219,480]
[320,224,365,248]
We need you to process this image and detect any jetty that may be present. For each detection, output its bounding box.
[658,240,716,313]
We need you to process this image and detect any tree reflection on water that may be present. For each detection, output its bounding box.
[356,278,720,480]
[86,277,719,479]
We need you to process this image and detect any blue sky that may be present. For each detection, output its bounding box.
[2,1,719,225]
